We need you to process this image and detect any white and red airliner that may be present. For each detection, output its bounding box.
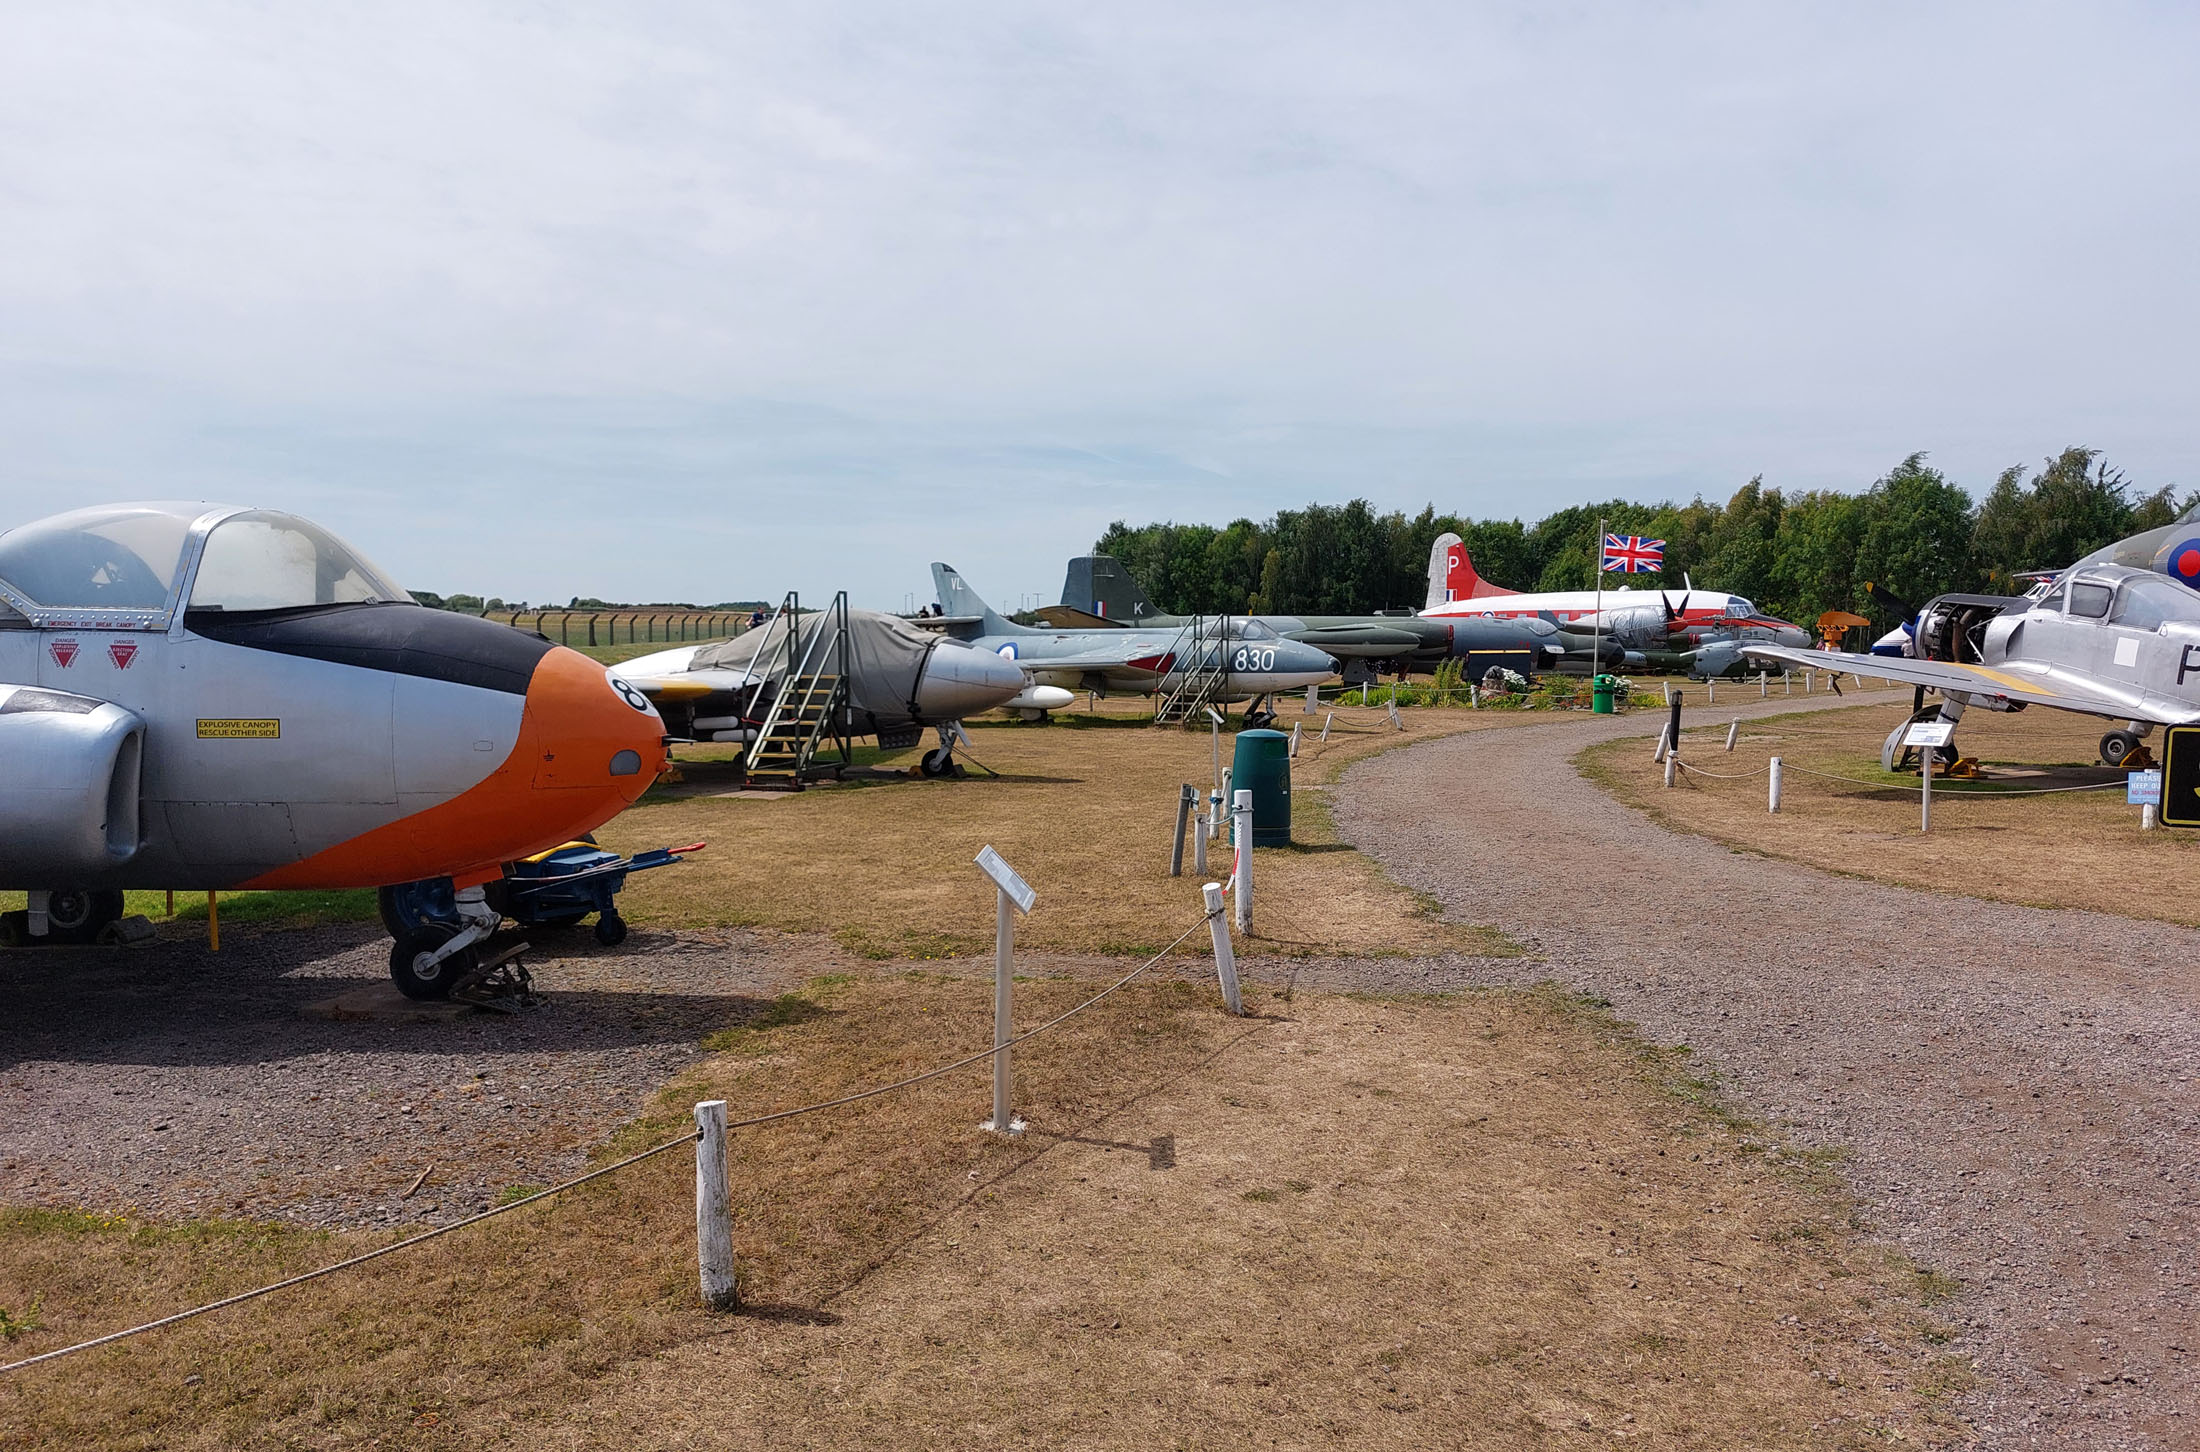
[1417,533,1808,655]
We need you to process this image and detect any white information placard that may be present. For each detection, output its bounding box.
[974,844,1036,915]
[1903,719,1956,749]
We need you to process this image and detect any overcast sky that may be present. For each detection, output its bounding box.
[2,3,2194,608]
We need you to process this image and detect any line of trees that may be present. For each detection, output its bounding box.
[1092,447,2186,627]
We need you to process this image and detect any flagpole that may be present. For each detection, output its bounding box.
[1593,515,1604,681]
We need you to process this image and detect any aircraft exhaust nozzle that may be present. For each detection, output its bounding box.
[915,641,1029,720]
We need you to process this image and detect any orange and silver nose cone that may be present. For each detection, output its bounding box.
[526,647,669,799]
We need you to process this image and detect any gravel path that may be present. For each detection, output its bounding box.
[0,924,833,1229]
[1326,693,2199,1451]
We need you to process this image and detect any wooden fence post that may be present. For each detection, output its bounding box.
[1202,882,1243,1016]
[695,1100,738,1310]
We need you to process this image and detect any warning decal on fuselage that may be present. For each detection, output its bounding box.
[197,718,281,739]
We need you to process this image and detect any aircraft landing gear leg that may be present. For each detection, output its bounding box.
[387,885,501,1000]
[919,723,967,779]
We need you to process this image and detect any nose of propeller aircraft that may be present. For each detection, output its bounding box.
[915,640,1030,720]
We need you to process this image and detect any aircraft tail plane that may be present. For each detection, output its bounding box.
[1425,533,1515,608]
[1061,556,1163,621]
[931,562,1029,635]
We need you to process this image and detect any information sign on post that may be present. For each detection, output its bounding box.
[1902,719,1956,750]
[973,845,1035,1136]
[2128,769,2164,807]
[2161,727,2200,828]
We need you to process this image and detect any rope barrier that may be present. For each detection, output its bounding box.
[0,911,1216,1376]
[0,1130,700,1375]
[1773,763,2128,797]
[1671,760,1771,781]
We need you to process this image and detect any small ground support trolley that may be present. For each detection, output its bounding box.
[487,840,706,946]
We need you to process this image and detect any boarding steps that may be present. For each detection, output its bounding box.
[1153,615,1233,725]
[740,590,854,790]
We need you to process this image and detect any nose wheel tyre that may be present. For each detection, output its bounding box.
[919,747,958,778]
[2100,730,2144,768]
[390,926,478,1001]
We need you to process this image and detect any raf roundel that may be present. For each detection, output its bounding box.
[2167,538,2200,586]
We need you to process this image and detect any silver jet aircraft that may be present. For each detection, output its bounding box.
[1743,564,2200,768]
[931,564,1338,703]
[0,502,668,996]
[1049,554,1563,683]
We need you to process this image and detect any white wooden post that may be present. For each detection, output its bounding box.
[1208,789,1222,840]
[1725,718,1739,752]
[1706,678,1715,703]
[1320,713,1333,741]
[1664,750,1677,788]
[1920,746,1933,833]
[1201,882,1243,1016]
[1232,788,1254,933]
[1804,669,1813,695]
[1768,755,1782,812]
[1289,721,1301,758]
[1759,671,1767,698]
[1662,680,1671,705]
[1652,724,1669,763]
[1784,670,1792,696]
[1304,683,1319,713]
[1470,685,1480,709]
[2144,803,2159,830]
[695,1100,738,1310]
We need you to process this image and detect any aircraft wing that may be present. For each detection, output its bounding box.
[611,667,759,704]
[1741,644,2197,724]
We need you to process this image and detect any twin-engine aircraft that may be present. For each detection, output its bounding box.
[0,502,667,996]
[1744,564,2200,768]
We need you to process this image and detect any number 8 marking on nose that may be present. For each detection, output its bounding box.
[611,675,652,711]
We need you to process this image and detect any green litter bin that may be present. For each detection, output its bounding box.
[1591,674,1618,714]
[1230,728,1292,846]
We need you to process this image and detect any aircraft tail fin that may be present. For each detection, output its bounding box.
[1426,533,1515,607]
[932,562,1025,635]
[1061,555,1163,621]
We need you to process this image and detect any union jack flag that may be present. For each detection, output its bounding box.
[1601,534,1664,573]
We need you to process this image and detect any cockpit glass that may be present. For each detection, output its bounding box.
[189,511,408,612]
[0,503,201,610]
[1233,619,1278,642]
[2068,581,2114,619]
[2110,574,2194,631]
[1725,597,1755,618]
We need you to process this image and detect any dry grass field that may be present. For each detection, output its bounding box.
[0,970,1964,1450]
[596,696,1573,959]
[1580,698,2200,923]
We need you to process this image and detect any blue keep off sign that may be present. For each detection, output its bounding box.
[2128,769,2163,806]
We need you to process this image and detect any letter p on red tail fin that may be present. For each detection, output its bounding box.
[1424,532,1512,608]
